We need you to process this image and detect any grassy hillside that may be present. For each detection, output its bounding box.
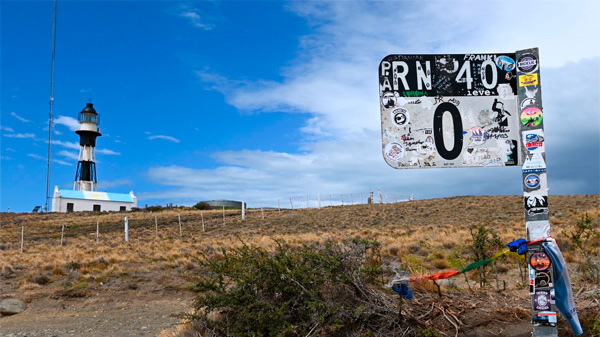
[1,195,599,336]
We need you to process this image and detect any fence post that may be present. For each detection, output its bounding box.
[178,214,182,237]
[394,194,398,203]
[378,188,382,204]
[351,193,354,205]
[155,216,158,238]
[96,220,99,244]
[341,194,344,206]
[329,195,332,207]
[20,226,24,253]
[261,202,264,219]
[370,190,374,204]
[201,211,205,232]
[242,201,246,221]
[290,198,294,210]
[222,206,225,225]
[61,224,65,246]
[361,192,364,204]
[124,216,129,242]
[318,193,321,209]
[386,194,389,204]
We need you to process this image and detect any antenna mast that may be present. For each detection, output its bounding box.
[45,0,57,212]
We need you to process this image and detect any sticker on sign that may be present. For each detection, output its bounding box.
[379,53,524,169]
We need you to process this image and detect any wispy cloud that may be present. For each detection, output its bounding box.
[96,149,121,155]
[0,126,14,132]
[4,133,35,138]
[54,115,79,131]
[1,156,12,160]
[27,153,45,160]
[51,140,80,150]
[148,135,180,143]
[178,9,215,30]
[57,150,79,161]
[53,159,73,166]
[10,112,30,122]
[5,148,16,152]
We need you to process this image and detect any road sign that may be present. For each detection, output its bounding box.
[379,53,523,169]
[379,49,566,337]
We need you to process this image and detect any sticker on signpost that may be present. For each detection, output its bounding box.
[379,53,522,169]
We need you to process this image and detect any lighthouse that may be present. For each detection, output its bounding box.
[74,103,101,191]
[52,102,137,212]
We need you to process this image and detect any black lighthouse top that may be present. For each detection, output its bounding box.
[78,103,100,124]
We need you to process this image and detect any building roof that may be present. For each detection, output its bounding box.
[58,189,135,203]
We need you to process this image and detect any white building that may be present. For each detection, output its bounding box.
[52,187,137,212]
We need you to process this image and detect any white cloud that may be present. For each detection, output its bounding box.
[51,140,80,150]
[10,112,30,122]
[4,133,35,138]
[5,148,16,152]
[57,150,79,161]
[96,148,121,155]
[178,9,214,30]
[54,115,80,131]
[1,156,12,160]
[53,130,63,135]
[148,135,180,143]
[0,126,14,132]
[53,159,73,166]
[27,153,45,160]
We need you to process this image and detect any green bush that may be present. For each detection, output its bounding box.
[193,202,212,210]
[182,238,406,336]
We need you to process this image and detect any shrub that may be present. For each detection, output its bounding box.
[181,238,408,336]
[193,202,212,211]
[468,225,502,288]
[562,213,600,283]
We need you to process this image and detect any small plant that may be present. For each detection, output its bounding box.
[468,225,502,288]
[562,213,600,283]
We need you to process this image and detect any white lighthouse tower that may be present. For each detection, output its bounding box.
[51,102,137,212]
[74,103,101,191]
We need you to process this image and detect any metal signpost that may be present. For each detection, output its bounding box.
[379,48,557,336]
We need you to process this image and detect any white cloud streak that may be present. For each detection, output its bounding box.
[4,133,35,138]
[10,112,30,122]
[178,7,214,30]
[57,150,79,161]
[148,135,180,143]
[96,149,121,155]
[54,115,80,131]
[0,126,14,132]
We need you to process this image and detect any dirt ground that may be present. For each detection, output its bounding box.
[0,287,191,337]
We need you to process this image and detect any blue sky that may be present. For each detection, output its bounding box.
[1,1,599,212]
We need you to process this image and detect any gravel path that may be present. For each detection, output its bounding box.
[0,290,191,337]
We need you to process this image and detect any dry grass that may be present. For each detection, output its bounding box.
[1,195,598,301]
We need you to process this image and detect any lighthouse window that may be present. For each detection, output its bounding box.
[120,206,126,211]
[93,204,101,212]
[67,203,74,212]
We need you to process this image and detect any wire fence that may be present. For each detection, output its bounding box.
[1,189,413,253]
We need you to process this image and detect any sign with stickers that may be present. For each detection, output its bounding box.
[378,48,565,336]
[379,53,523,169]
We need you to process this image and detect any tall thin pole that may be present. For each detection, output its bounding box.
[45,0,58,212]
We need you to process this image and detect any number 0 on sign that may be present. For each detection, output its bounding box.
[379,54,524,169]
